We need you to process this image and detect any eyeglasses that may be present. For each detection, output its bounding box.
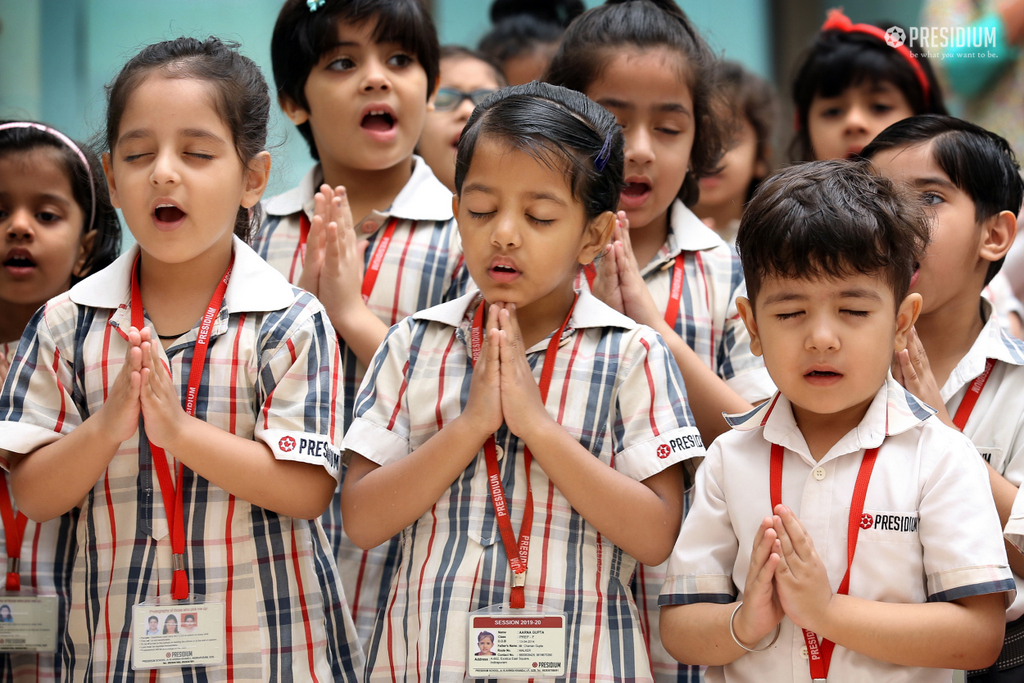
[433,88,496,112]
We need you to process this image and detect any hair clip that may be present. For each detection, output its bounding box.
[594,128,615,172]
[307,0,325,11]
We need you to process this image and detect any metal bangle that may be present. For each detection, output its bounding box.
[729,601,781,653]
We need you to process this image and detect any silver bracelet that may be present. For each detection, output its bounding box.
[729,601,781,653]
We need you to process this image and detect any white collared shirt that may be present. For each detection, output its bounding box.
[661,377,1014,683]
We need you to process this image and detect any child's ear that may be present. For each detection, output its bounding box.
[578,211,615,265]
[101,153,120,210]
[736,296,762,357]
[979,210,1018,263]
[452,195,460,219]
[279,95,310,126]
[894,292,923,352]
[72,229,97,279]
[240,152,272,209]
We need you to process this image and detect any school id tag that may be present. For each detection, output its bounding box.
[467,604,567,678]
[131,596,225,670]
[0,591,58,652]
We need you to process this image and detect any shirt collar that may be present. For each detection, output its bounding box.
[940,298,1024,401]
[69,235,297,314]
[725,375,936,464]
[262,164,323,217]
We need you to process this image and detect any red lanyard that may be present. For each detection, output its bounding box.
[769,443,878,681]
[297,213,398,302]
[130,253,233,600]
[582,253,685,327]
[0,474,28,591]
[952,357,996,432]
[469,296,577,608]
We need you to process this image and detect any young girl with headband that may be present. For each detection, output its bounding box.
[790,7,947,161]
[341,80,704,681]
[0,38,362,681]
[0,120,120,682]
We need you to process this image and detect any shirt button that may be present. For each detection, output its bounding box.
[494,445,505,461]
[362,220,378,234]
[812,467,826,481]
[801,646,809,659]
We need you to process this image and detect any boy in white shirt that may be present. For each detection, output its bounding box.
[660,160,1014,682]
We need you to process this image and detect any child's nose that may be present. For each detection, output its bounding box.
[843,105,869,134]
[150,150,181,186]
[361,58,392,93]
[806,318,840,352]
[490,214,521,248]
[5,208,35,238]
[625,127,655,167]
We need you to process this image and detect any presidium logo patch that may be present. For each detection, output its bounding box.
[278,436,296,452]
[861,511,919,533]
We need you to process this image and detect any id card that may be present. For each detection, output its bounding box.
[467,605,566,678]
[0,592,58,652]
[131,597,225,669]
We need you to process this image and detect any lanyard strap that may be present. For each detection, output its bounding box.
[582,253,686,328]
[469,296,577,608]
[297,213,399,303]
[769,443,878,680]
[952,357,996,432]
[130,253,233,600]
[0,475,28,591]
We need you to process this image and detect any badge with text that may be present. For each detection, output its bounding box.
[467,605,567,678]
[0,592,58,652]
[131,597,225,670]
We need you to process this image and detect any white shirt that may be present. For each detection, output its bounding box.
[662,377,1015,683]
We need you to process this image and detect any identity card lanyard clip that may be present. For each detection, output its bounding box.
[130,253,233,600]
[769,443,878,681]
[469,295,577,608]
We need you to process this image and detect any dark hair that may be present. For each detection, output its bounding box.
[162,614,178,634]
[440,45,508,88]
[455,81,624,223]
[544,0,727,207]
[272,0,440,160]
[861,114,1023,284]
[0,121,121,280]
[478,0,585,68]
[478,630,494,641]
[737,160,929,307]
[103,37,269,243]
[790,21,947,161]
[717,61,777,202]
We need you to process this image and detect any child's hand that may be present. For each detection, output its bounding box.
[461,303,504,440]
[95,326,143,444]
[771,505,834,634]
[138,329,187,450]
[296,185,334,298]
[315,188,372,327]
[892,327,954,427]
[497,304,554,441]
[612,223,664,328]
[590,213,626,313]
[0,350,9,386]
[733,516,784,647]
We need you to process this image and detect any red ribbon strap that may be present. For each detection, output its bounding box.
[0,475,28,592]
[952,358,995,432]
[298,213,398,304]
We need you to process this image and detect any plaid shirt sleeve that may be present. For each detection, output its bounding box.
[254,298,345,480]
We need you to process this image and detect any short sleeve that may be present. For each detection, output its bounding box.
[718,282,775,403]
[613,329,705,482]
[341,320,414,467]
[0,305,82,469]
[919,431,1016,605]
[659,442,737,606]
[254,305,345,480]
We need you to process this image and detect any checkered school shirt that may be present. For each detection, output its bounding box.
[0,238,362,682]
[254,158,464,647]
[580,200,774,683]
[343,288,705,682]
[0,342,78,683]
[661,377,1015,683]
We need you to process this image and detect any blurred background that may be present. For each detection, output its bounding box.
[0,0,921,196]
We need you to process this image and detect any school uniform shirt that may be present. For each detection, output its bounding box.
[343,288,705,682]
[585,200,773,683]
[0,237,362,682]
[661,377,1015,683]
[0,342,78,683]
[939,299,1024,622]
[255,158,464,646]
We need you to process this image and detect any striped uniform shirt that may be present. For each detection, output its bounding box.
[661,377,1016,683]
[254,158,464,647]
[343,288,706,682]
[0,342,78,683]
[580,201,774,683]
[0,238,362,682]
